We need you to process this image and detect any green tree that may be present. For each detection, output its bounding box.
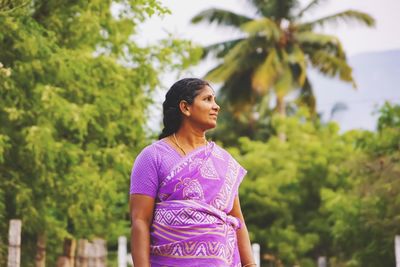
[230,103,400,266]
[0,1,200,266]
[192,0,374,140]
[321,103,400,267]
[230,109,359,265]
[0,0,28,14]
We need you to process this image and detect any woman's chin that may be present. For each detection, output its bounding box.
[206,122,217,130]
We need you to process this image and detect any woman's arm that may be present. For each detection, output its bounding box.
[229,195,256,266]
[130,194,155,267]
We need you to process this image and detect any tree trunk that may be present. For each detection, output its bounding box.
[35,233,46,267]
[276,95,286,141]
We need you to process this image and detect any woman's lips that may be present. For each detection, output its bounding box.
[210,114,218,120]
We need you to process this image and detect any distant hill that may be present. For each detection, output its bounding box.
[309,49,400,132]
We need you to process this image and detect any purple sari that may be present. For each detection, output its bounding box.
[150,142,247,267]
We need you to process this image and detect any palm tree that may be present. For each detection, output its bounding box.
[192,0,374,139]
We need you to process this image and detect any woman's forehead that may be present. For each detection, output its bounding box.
[197,85,215,96]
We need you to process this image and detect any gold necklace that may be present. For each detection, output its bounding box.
[173,133,207,156]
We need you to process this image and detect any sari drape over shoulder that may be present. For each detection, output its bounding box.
[149,142,247,267]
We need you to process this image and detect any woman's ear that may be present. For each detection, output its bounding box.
[179,100,191,116]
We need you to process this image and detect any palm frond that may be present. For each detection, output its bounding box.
[275,63,293,97]
[288,45,307,87]
[309,51,356,87]
[296,78,316,115]
[241,18,281,42]
[297,32,345,58]
[205,35,269,82]
[249,0,298,20]
[252,48,281,94]
[205,48,261,83]
[205,63,234,83]
[204,40,249,82]
[217,69,255,110]
[299,10,375,30]
[191,8,253,29]
[296,0,328,18]
[202,38,246,59]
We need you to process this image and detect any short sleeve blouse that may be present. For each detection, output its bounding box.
[129,140,182,198]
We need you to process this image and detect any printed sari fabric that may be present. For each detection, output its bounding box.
[150,142,247,267]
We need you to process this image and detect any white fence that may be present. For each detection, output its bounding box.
[7,220,400,267]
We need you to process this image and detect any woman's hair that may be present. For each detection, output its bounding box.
[158,78,210,139]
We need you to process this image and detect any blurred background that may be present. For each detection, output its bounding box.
[1,0,399,266]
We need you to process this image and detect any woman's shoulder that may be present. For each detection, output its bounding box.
[136,139,169,160]
[211,142,247,173]
[211,142,242,162]
[211,142,232,158]
[212,142,229,153]
[135,140,159,161]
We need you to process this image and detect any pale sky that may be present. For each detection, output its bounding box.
[137,0,400,132]
[138,0,400,56]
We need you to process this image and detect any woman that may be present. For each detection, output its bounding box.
[130,78,256,267]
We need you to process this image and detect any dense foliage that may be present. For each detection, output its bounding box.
[0,1,200,266]
[233,103,400,266]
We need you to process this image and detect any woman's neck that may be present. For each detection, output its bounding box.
[174,125,207,149]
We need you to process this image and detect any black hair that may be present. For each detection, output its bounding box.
[158,78,210,139]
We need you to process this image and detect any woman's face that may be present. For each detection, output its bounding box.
[183,86,220,130]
